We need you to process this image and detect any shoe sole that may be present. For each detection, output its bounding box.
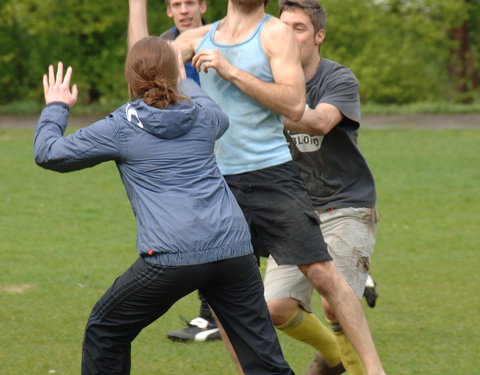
[167,328,220,342]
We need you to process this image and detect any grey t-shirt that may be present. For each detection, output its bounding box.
[286,58,376,209]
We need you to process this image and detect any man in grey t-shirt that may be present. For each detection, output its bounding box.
[264,1,380,374]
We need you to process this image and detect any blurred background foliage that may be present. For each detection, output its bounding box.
[0,0,479,109]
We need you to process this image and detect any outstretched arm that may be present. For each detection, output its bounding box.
[35,62,121,172]
[128,0,149,51]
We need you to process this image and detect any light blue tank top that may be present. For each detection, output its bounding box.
[196,15,292,175]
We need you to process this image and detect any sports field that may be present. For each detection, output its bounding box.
[1,123,479,374]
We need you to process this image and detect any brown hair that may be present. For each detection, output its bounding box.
[125,36,186,109]
[279,0,327,34]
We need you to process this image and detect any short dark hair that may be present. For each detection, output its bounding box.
[279,0,327,34]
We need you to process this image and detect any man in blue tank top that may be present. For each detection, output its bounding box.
[128,1,387,374]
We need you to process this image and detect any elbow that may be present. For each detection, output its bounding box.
[34,157,44,168]
[34,150,63,172]
[35,159,69,173]
[290,107,304,122]
[286,102,306,122]
[288,93,307,122]
[34,154,54,170]
[34,143,51,168]
[34,149,48,168]
[315,126,330,136]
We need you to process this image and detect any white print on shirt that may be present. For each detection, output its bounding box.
[288,131,323,152]
[126,104,144,129]
[286,104,323,152]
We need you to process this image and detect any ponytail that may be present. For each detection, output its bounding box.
[144,77,181,108]
[125,37,187,109]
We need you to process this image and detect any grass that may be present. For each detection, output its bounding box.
[362,101,480,115]
[0,100,125,117]
[1,126,479,374]
[360,128,480,374]
[2,99,480,116]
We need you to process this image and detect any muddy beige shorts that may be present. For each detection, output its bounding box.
[264,207,378,310]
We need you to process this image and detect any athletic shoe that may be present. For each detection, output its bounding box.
[363,274,379,308]
[167,317,221,342]
[304,353,345,375]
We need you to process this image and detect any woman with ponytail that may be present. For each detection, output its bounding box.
[34,37,293,374]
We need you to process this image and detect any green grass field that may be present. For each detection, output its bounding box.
[1,126,479,374]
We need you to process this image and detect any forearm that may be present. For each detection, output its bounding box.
[284,103,342,136]
[34,104,120,172]
[34,103,70,170]
[229,68,305,121]
[128,0,149,51]
[283,110,330,136]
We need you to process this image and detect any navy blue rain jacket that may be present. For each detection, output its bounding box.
[34,79,253,266]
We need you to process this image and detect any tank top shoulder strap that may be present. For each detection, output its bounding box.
[197,20,219,52]
[257,14,272,32]
[252,14,271,40]
[206,20,221,39]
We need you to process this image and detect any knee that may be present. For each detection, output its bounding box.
[298,261,341,297]
[267,298,299,326]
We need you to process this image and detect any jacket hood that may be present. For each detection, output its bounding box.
[125,99,199,139]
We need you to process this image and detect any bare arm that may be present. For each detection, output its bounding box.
[283,102,343,136]
[251,19,306,121]
[174,25,211,63]
[128,0,149,51]
[192,19,305,121]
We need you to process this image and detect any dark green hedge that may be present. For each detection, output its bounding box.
[1,0,478,107]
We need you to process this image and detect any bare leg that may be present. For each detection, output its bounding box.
[298,261,386,375]
[210,308,245,375]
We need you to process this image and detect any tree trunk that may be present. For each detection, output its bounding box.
[448,0,480,102]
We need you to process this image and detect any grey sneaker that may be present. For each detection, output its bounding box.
[363,274,379,308]
[167,317,221,342]
[305,353,345,375]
